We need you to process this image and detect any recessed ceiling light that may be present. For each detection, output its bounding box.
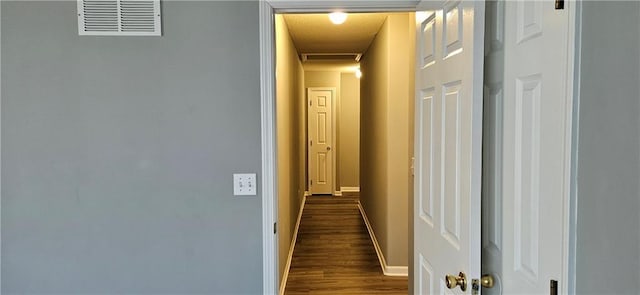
[355,69,362,79]
[329,12,347,25]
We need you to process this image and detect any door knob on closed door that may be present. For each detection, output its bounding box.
[445,272,467,291]
[480,275,494,288]
[326,146,331,151]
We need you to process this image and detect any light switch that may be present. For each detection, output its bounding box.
[233,173,256,196]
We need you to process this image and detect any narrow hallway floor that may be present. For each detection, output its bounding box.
[284,195,408,295]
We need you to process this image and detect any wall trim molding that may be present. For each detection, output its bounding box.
[357,202,408,277]
[279,195,307,295]
[267,0,419,12]
[567,2,582,293]
[334,190,342,196]
[562,2,579,294]
[340,186,360,193]
[259,1,278,294]
[0,1,3,290]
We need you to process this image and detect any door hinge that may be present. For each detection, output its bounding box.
[310,140,313,146]
[555,0,564,10]
[310,180,313,186]
[550,280,558,295]
[273,222,277,234]
[309,100,312,106]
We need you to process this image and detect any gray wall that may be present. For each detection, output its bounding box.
[1,1,262,293]
[575,2,640,294]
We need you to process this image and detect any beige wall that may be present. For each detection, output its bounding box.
[360,13,414,267]
[275,15,305,284]
[340,73,361,188]
[305,71,340,89]
[304,71,360,191]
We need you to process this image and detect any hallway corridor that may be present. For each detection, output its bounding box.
[284,196,408,295]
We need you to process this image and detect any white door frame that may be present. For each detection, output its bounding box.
[307,87,338,195]
[259,1,578,294]
[259,2,421,293]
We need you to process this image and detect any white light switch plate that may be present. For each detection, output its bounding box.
[233,173,256,196]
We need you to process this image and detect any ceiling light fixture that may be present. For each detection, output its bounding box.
[355,69,362,79]
[329,12,347,25]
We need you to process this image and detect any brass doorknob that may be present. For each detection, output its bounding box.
[326,146,331,151]
[480,274,494,288]
[445,272,467,291]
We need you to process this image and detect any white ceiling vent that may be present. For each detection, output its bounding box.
[78,0,161,36]
[301,53,362,62]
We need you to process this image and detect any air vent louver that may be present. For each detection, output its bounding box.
[78,0,161,36]
[301,53,362,62]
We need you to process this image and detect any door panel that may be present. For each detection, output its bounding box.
[308,88,334,194]
[503,0,569,292]
[414,1,485,293]
[480,1,572,294]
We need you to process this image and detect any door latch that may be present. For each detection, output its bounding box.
[555,0,564,10]
[472,279,480,295]
[472,275,495,295]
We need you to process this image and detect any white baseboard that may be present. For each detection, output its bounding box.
[356,202,409,277]
[383,265,410,276]
[279,195,307,295]
[334,190,342,196]
[341,186,360,193]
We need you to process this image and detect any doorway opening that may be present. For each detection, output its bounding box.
[262,1,576,295]
[274,10,415,295]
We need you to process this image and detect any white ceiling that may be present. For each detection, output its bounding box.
[282,13,388,54]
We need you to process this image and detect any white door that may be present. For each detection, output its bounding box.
[500,1,573,294]
[308,88,334,195]
[481,1,505,294]
[482,1,574,294]
[414,1,485,294]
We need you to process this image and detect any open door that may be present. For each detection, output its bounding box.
[499,1,574,293]
[482,1,575,294]
[413,1,485,294]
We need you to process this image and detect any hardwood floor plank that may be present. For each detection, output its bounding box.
[284,196,408,295]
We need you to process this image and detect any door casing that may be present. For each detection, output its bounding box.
[259,1,578,294]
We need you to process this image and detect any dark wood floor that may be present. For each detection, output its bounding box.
[284,195,408,295]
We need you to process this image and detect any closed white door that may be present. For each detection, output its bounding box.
[414,1,485,293]
[308,88,334,195]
